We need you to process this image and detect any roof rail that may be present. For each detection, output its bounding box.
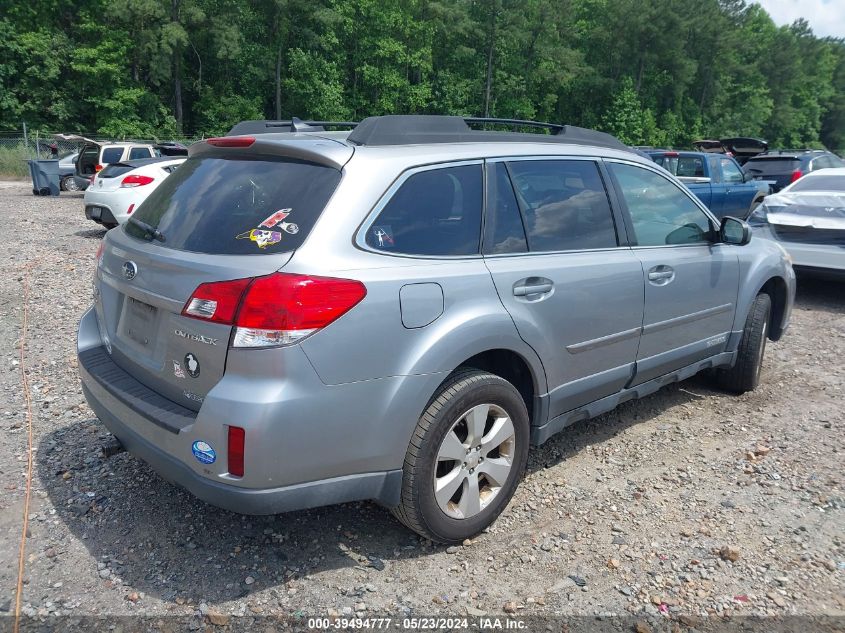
[227,118,359,136]
[227,114,632,152]
[345,115,630,150]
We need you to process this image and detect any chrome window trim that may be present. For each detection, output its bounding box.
[354,159,486,260]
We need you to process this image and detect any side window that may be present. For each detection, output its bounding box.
[483,163,527,254]
[609,162,713,247]
[675,157,705,178]
[365,164,482,256]
[506,160,617,252]
[129,147,151,160]
[721,158,744,183]
[101,147,123,164]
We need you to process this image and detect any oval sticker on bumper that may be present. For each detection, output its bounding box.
[192,440,216,464]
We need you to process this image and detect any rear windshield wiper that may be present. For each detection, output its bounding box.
[127,217,165,242]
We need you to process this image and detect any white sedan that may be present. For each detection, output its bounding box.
[84,157,185,228]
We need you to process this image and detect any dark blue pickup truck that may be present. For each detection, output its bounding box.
[646,150,769,219]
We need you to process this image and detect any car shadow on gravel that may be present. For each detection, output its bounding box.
[37,377,715,605]
[794,275,845,312]
[36,419,423,605]
[73,228,107,239]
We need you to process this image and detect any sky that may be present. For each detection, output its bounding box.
[754,0,845,38]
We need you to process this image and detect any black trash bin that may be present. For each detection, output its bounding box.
[26,159,61,196]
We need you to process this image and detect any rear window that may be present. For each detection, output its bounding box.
[129,147,151,159]
[652,155,706,178]
[744,158,799,174]
[124,156,341,254]
[789,175,845,193]
[101,147,124,163]
[98,163,134,179]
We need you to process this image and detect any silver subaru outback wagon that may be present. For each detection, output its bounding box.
[78,115,795,543]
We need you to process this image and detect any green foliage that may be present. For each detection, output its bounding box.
[0,0,842,152]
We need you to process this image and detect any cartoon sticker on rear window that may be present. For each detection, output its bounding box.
[259,208,299,234]
[237,229,283,249]
[372,226,394,248]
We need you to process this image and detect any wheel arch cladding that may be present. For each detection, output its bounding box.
[758,276,789,341]
[452,348,539,426]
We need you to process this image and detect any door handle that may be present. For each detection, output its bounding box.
[513,278,554,297]
[647,265,675,285]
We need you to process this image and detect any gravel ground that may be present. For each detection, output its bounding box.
[0,180,842,628]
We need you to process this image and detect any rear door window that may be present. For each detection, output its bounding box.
[505,160,618,252]
[98,163,134,179]
[124,156,341,254]
[364,164,483,256]
[101,147,124,164]
[129,146,151,159]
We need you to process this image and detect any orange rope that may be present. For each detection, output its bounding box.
[13,261,35,633]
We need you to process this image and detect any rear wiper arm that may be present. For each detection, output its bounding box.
[127,217,165,242]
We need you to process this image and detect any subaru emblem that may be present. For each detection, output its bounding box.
[122,261,137,280]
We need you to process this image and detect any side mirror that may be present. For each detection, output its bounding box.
[720,216,751,245]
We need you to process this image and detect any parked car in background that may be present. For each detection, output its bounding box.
[84,157,185,228]
[743,150,845,193]
[78,115,795,543]
[646,150,769,219]
[58,152,80,191]
[53,135,158,191]
[749,168,845,279]
[693,137,768,165]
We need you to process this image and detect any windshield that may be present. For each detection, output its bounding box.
[124,155,341,254]
[788,175,845,193]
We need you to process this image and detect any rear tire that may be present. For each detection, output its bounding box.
[392,369,530,544]
[61,175,80,192]
[716,293,771,393]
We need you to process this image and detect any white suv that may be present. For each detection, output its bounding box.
[73,140,157,190]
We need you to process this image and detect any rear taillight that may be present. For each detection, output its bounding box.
[228,426,245,477]
[207,136,256,148]
[790,169,803,183]
[95,164,103,172]
[183,277,252,323]
[95,242,105,267]
[121,174,154,188]
[181,272,367,348]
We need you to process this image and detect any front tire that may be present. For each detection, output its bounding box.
[392,370,530,543]
[717,292,771,393]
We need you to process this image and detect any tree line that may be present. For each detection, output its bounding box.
[1,0,843,149]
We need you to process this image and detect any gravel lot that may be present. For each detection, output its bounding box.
[0,180,842,627]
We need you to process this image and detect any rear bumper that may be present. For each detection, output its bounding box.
[81,376,401,514]
[76,307,424,514]
[85,203,117,226]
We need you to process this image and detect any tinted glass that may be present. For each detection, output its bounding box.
[744,157,800,175]
[653,155,705,178]
[129,147,150,160]
[788,175,845,193]
[610,162,712,246]
[101,147,123,163]
[98,163,134,179]
[125,156,341,254]
[506,160,617,252]
[365,165,482,256]
[483,163,527,254]
[721,158,744,183]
